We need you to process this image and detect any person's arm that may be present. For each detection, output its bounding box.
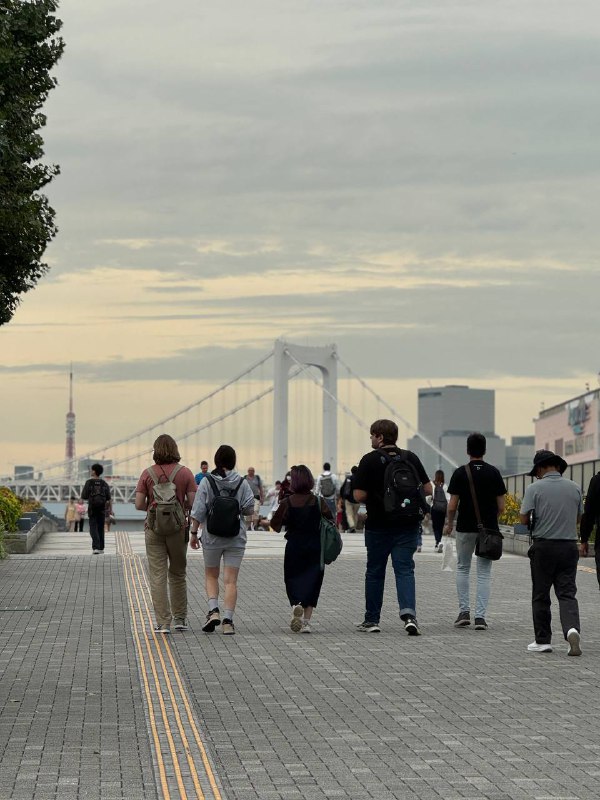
[135,492,147,512]
[352,456,368,503]
[270,499,288,532]
[422,481,433,497]
[241,481,256,517]
[496,495,506,517]
[81,480,89,500]
[519,484,534,527]
[353,488,367,503]
[443,495,459,535]
[258,477,265,503]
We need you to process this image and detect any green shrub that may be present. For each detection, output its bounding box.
[0,487,23,533]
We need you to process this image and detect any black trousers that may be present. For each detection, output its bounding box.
[528,539,580,643]
[89,511,105,551]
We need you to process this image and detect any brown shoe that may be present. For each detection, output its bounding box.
[222,618,235,635]
[202,608,221,633]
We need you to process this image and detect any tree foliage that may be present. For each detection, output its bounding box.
[0,0,64,325]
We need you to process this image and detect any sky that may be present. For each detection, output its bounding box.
[2,0,600,479]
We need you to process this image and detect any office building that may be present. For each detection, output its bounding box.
[535,389,600,465]
[408,385,506,478]
[505,436,535,475]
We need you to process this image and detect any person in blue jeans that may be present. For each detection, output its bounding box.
[444,433,506,631]
[353,419,432,634]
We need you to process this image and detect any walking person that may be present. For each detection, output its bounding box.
[316,463,338,517]
[444,434,506,630]
[430,470,449,552]
[353,419,432,634]
[270,465,334,633]
[341,467,360,532]
[520,449,583,655]
[64,497,78,532]
[135,435,196,633]
[579,469,600,588]
[190,445,255,636]
[75,500,85,532]
[245,466,264,530]
[195,460,209,486]
[81,464,112,554]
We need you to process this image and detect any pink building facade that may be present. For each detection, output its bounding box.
[535,390,599,465]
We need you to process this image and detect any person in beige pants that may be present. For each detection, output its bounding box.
[135,434,196,633]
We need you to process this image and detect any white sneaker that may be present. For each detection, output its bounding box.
[300,621,311,633]
[527,641,552,653]
[290,604,303,632]
[567,628,582,656]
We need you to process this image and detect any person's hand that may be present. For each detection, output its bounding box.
[189,532,201,550]
[579,542,589,557]
[443,523,453,537]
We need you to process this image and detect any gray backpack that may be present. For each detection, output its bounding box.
[147,465,185,536]
[432,484,448,512]
[320,474,335,498]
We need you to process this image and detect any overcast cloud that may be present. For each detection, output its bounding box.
[2,0,600,472]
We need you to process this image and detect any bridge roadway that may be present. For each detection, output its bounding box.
[1,530,600,800]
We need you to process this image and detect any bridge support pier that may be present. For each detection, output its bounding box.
[272,340,337,483]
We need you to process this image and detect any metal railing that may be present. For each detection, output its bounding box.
[504,458,600,499]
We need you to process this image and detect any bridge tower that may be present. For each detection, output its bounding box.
[273,340,337,482]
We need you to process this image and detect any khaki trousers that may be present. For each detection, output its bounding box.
[345,500,360,530]
[145,528,188,626]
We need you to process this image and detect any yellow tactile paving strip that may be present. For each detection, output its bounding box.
[116,531,225,800]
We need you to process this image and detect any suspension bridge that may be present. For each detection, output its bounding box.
[4,340,456,503]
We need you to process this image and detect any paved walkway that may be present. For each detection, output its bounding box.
[1,530,600,800]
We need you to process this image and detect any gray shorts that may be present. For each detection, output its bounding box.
[202,543,245,569]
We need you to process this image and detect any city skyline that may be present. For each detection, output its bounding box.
[2,0,599,475]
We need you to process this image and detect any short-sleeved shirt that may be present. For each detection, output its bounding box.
[448,461,507,532]
[246,474,263,499]
[136,463,196,510]
[520,472,582,541]
[353,446,430,531]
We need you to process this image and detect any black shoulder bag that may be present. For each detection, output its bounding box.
[465,463,503,561]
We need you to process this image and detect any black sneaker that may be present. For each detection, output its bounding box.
[454,612,471,627]
[202,608,221,633]
[356,621,381,633]
[474,618,488,630]
[404,617,421,636]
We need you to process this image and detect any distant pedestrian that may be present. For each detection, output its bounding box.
[340,467,360,532]
[429,470,449,552]
[316,462,338,517]
[444,433,506,631]
[135,435,196,634]
[353,419,432,635]
[579,470,600,588]
[64,498,78,532]
[104,500,114,533]
[520,450,582,656]
[245,466,264,530]
[194,460,209,486]
[75,500,86,532]
[270,465,334,633]
[81,464,112,554]
[190,445,255,636]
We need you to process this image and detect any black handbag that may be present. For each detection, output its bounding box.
[465,463,503,561]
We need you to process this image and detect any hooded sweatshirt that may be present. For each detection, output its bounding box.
[190,469,255,546]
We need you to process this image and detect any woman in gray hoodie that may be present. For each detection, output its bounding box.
[189,445,255,635]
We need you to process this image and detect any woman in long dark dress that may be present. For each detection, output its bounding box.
[270,465,333,633]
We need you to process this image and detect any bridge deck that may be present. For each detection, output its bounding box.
[1,531,599,799]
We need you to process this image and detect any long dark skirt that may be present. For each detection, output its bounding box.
[284,538,324,608]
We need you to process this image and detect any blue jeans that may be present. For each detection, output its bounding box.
[364,528,418,623]
[323,497,336,518]
[455,531,493,618]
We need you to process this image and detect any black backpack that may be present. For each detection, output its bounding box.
[88,480,107,512]
[380,449,426,520]
[340,476,354,502]
[205,475,245,538]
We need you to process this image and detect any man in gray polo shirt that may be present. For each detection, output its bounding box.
[520,450,583,656]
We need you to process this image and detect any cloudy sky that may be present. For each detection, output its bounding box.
[2,0,599,477]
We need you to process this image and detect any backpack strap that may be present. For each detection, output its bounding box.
[205,473,221,498]
[147,466,159,486]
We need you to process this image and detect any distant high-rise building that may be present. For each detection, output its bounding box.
[505,436,535,475]
[407,385,506,478]
[65,366,76,480]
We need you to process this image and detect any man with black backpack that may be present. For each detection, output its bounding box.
[81,463,112,554]
[353,419,432,635]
